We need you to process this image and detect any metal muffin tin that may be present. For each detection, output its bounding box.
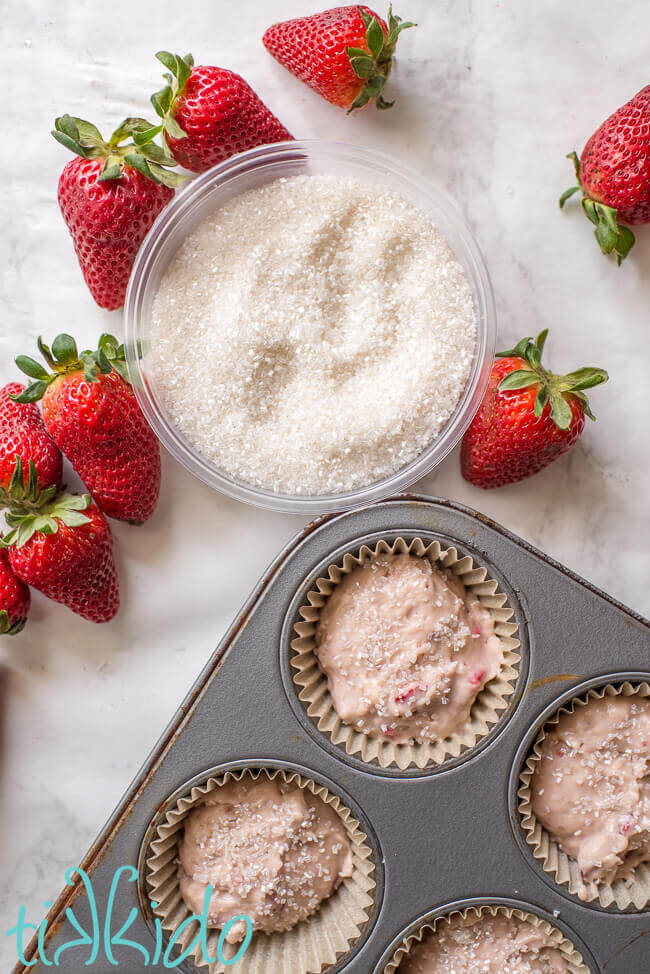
[18,496,650,974]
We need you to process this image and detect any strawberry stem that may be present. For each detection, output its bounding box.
[52,114,188,189]
[559,150,636,265]
[0,457,58,513]
[0,611,27,636]
[151,52,195,140]
[496,331,608,430]
[11,334,132,404]
[0,459,92,550]
[346,5,416,112]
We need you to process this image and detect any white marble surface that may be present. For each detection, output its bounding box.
[1,0,648,962]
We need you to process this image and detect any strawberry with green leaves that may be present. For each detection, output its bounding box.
[263,5,415,112]
[0,382,62,494]
[0,549,30,635]
[560,85,650,264]
[13,334,161,525]
[53,114,186,309]
[460,331,608,489]
[0,459,118,624]
[151,52,292,173]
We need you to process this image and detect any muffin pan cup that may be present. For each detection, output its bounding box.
[381,899,592,973]
[19,496,650,974]
[290,535,521,770]
[514,678,650,912]
[143,765,377,973]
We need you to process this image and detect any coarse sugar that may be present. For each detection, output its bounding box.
[150,173,477,495]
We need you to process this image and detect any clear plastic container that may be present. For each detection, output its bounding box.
[124,141,496,514]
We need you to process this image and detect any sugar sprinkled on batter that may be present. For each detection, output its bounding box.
[531,694,650,890]
[315,554,503,743]
[399,912,569,973]
[178,777,353,941]
[150,174,477,495]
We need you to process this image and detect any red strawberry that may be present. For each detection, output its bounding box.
[53,115,186,309]
[263,5,415,112]
[560,85,650,264]
[0,382,62,493]
[13,334,160,524]
[0,549,30,635]
[460,331,608,489]
[1,462,118,623]
[151,52,292,173]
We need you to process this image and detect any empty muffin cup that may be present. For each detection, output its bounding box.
[518,680,650,911]
[143,766,376,973]
[290,536,521,770]
[383,902,590,973]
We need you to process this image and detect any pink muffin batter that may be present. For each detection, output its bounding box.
[399,912,569,973]
[315,554,504,743]
[178,777,353,942]
[531,694,650,888]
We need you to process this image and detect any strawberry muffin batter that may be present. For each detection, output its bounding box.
[177,776,353,942]
[315,554,504,743]
[399,912,569,973]
[531,694,650,888]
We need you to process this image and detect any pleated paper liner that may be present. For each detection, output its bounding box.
[518,680,650,910]
[383,903,589,973]
[143,766,376,974]
[291,536,521,770]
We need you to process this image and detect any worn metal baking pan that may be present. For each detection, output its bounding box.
[14,496,650,973]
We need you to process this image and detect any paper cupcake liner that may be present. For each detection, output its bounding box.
[142,766,376,973]
[383,903,589,973]
[291,536,521,770]
[518,680,650,910]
